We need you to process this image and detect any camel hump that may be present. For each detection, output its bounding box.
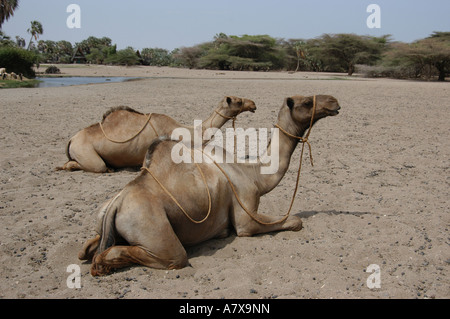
[143,136,174,167]
[101,106,144,123]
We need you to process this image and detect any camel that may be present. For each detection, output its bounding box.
[78,94,340,275]
[57,96,256,173]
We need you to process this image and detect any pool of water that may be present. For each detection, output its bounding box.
[35,76,139,88]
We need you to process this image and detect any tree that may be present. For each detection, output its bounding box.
[77,36,113,55]
[383,32,450,81]
[27,20,43,50]
[75,36,115,64]
[105,47,140,66]
[174,45,204,69]
[0,30,15,46]
[283,39,310,72]
[140,47,174,66]
[198,34,283,71]
[56,40,73,63]
[318,33,389,75]
[420,32,450,81]
[86,48,105,64]
[15,35,25,48]
[0,0,19,27]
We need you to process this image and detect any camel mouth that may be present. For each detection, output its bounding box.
[326,106,340,116]
[248,106,257,113]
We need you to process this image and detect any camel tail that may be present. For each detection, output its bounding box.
[55,139,73,171]
[96,192,122,255]
[65,139,73,161]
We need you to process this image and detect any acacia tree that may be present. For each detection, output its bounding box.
[199,34,284,71]
[174,45,204,69]
[318,33,389,75]
[385,32,450,81]
[0,0,19,27]
[417,32,450,81]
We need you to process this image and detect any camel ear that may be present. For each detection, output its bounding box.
[286,97,295,110]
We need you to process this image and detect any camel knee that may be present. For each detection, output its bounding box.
[90,248,119,276]
[90,253,112,276]
[167,251,188,270]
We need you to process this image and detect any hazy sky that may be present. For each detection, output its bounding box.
[2,0,450,50]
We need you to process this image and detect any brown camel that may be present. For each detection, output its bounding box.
[57,96,256,173]
[78,95,340,275]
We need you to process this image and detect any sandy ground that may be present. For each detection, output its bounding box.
[0,65,449,299]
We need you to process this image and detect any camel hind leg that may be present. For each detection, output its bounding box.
[65,139,109,173]
[91,200,188,276]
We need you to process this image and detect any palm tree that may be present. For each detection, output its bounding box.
[0,0,19,27]
[27,20,43,50]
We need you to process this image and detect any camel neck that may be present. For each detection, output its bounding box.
[203,105,237,131]
[252,115,311,196]
[178,105,233,142]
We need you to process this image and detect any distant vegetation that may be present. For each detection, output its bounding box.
[0,45,37,78]
[4,31,449,81]
[173,32,449,81]
[1,5,449,82]
[1,30,449,81]
[1,0,449,81]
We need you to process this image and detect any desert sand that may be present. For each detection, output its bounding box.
[0,65,448,299]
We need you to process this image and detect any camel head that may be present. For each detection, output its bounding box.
[283,95,340,128]
[219,96,257,116]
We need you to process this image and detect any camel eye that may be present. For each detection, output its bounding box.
[303,100,313,108]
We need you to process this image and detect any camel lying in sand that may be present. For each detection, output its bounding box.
[57,96,256,173]
[78,94,340,275]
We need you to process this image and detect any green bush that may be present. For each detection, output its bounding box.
[0,47,37,78]
[105,47,140,66]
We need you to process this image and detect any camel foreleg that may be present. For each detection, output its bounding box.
[232,206,302,237]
